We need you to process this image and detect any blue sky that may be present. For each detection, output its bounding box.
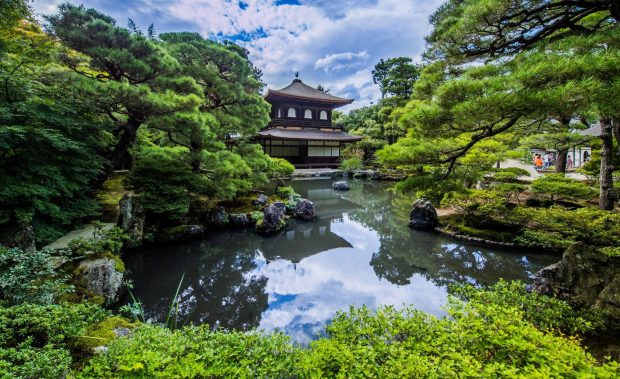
[33,0,443,110]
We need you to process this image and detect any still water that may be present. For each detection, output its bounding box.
[121,179,558,343]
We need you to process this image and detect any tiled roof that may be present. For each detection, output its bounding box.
[257,127,363,142]
[265,79,353,105]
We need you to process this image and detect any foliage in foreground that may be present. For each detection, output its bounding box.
[0,245,72,305]
[78,281,617,378]
[0,303,109,379]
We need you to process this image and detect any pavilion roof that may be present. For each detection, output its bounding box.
[258,127,363,142]
[265,79,354,106]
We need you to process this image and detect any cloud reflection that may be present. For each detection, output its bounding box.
[252,214,447,343]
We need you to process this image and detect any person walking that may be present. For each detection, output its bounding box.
[567,154,573,168]
[534,154,543,170]
[543,152,551,169]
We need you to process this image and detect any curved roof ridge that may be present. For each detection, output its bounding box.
[265,79,354,105]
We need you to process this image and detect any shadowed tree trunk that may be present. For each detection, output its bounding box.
[599,118,615,210]
[555,149,568,174]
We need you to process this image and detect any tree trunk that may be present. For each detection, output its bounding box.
[599,118,615,210]
[555,149,567,173]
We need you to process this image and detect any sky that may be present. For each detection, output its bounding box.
[33,0,443,110]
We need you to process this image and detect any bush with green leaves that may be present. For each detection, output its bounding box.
[67,222,127,258]
[487,167,530,183]
[76,281,618,378]
[0,246,73,305]
[127,146,207,220]
[300,298,616,377]
[77,326,299,378]
[441,189,510,221]
[531,174,598,202]
[269,157,295,177]
[515,206,620,250]
[452,280,602,335]
[340,157,363,171]
[0,302,108,378]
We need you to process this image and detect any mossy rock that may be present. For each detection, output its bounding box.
[101,252,125,273]
[75,316,136,350]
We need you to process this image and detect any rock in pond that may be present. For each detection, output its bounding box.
[118,193,145,248]
[229,214,251,228]
[332,181,350,191]
[253,194,269,207]
[409,199,438,230]
[204,206,228,228]
[256,203,286,235]
[77,258,124,304]
[533,242,620,330]
[157,225,207,243]
[294,198,316,221]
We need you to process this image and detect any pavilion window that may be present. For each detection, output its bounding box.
[319,110,328,120]
[304,109,312,119]
[287,108,297,118]
[277,108,281,118]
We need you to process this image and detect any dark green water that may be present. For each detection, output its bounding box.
[121,179,558,343]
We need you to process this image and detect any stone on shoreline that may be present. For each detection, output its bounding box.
[409,199,438,230]
[294,199,316,221]
[229,214,251,228]
[77,258,124,304]
[533,242,620,330]
[256,203,286,235]
[118,193,145,248]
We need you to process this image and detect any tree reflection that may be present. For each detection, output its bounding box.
[341,181,556,288]
[122,232,269,331]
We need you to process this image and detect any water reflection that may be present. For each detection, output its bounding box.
[121,179,557,343]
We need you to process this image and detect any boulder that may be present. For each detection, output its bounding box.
[533,242,620,330]
[118,193,145,248]
[0,223,36,254]
[157,225,207,243]
[253,194,269,207]
[229,214,251,228]
[294,199,316,221]
[273,201,287,213]
[332,181,350,191]
[409,199,438,230]
[77,258,124,304]
[204,206,228,228]
[256,203,286,235]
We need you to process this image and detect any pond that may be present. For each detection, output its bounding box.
[121,179,558,344]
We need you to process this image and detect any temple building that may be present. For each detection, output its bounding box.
[257,78,362,168]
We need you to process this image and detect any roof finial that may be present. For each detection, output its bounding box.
[295,71,299,79]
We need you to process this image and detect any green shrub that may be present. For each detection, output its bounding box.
[488,167,530,182]
[77,326,299,378]
[340,157,363,171]
[275,185,298,199]
[269,157,295,177]
[0,246,73,305]
[0,303,108,378]
[76,282,618,378]
[67,223,127,258]
[515,206,620,249]
[531,174,598,202]
[300,300,616,378]
[452,280,602,335]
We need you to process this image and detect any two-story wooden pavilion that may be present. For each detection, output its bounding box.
[257,78,362,168]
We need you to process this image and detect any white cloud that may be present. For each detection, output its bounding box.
[314,51,369,72]
[167,0,443,109]
[33,0,443,109]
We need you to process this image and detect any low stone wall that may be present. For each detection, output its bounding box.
[291,169,404,180]
[434,227,520,248]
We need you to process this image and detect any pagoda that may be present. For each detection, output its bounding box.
[257,78,362,168]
